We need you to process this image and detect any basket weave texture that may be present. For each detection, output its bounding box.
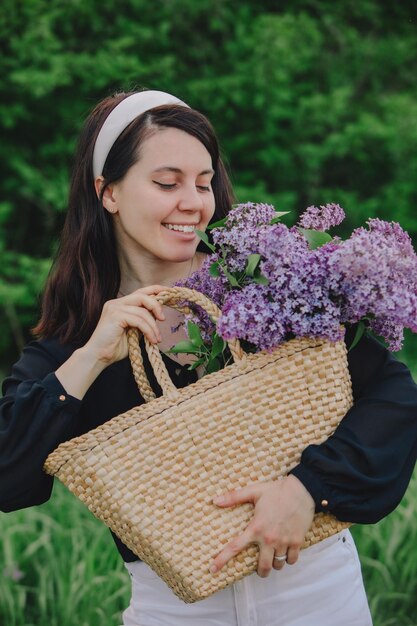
[44,287,353,603]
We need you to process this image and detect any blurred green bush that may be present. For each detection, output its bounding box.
[1,0,417,369]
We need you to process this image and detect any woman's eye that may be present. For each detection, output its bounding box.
[153,181,211,191]
[154,182,176,189]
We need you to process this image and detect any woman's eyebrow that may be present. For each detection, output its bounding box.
[152,166,215,175]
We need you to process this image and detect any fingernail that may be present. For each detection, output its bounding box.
[210,564,218,573]
[213,496,225,505]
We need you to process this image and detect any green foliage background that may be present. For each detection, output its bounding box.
[1,0,417,369]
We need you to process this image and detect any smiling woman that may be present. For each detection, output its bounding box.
[1,89,417,626]
[98,128,216,286]
[31,92,234,348]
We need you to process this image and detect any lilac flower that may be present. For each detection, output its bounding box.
[369,318,404,352]
[298,203,345,231]
[217,284,286,350]
[256,223,310,290]
[175,256,228,341]
[328,221,417,350]
[177,255,227,309]
[258,229,343,343]
[367,218,414,250]
[223,202,277,230]
[177,202,417,353]
[212,203,277,272]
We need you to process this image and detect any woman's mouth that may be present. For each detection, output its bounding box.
[162,223,197,233]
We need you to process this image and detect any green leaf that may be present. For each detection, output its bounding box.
[245,253,261,277]
[195,229,215,251]
[270,211,290,224]
[188,357,205,371]
[210,333,226,358]
[209,261,221,277]
[252,273,269,285]
[187,321,204,347]
[222,266,240,287]
[206,357,221,374]
[348,321,366,351]
[297,228,332,249]
[206,217,227,230]
[165,340,199,354]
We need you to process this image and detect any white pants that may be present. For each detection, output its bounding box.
[122,530,372,626]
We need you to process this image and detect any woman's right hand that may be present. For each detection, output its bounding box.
[56,286,166,400]
[84,285,166,365]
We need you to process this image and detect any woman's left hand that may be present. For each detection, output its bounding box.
[210,475,315,577]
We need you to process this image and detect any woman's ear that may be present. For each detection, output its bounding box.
[95,176,118,214]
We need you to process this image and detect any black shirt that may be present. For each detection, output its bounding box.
[1,327,417,562]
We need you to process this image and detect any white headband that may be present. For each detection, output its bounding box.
[92,90,190,179]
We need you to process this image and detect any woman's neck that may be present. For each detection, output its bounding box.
[117,251,205,296]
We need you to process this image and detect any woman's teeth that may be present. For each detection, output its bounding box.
[163,224,196,232]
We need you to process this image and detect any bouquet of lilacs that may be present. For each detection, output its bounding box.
[170,202,417,373]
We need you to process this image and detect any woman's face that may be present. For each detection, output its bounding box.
[105,127,216,264]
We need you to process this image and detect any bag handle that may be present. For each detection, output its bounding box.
[127,287,245,401]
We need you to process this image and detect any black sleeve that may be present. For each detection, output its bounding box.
[290,328,417,524]
[0,341,81,512]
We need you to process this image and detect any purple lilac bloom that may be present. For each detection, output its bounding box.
[328,221,417,350]
[177,255,227,309]
[212,203,277,272]
[367,218,414,250]
[369,318,404,352]
[259,227,343,343]
[179,204,417,353]
[223,202,277,229]
[217,284,286,350]
[175,255,229,341]
[298,203,345,231]
[216,222,344,346]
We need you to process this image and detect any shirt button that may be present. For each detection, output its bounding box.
[59,394,66,401]
[321,499,329,507]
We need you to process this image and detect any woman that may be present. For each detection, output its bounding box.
[1,89,417,626]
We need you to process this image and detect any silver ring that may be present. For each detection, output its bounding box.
[273,554,287,562]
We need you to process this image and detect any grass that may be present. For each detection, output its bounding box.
[0,472,417,625]
[0,482,129,626]
[352,471,417,626]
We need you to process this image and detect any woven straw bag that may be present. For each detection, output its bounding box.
[44,287,353,603]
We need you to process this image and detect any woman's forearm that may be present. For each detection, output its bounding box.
[55,346,108,400]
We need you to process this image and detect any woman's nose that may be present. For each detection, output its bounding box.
[177,184,204,211]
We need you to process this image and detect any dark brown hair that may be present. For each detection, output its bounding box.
[33,91,235,345]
